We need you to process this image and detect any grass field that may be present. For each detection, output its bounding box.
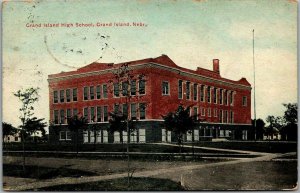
[190,141,297,153]
[3,164,96,179]
[32,177,184,191]
[179,161,297,190]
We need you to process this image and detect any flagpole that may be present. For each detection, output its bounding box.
[253,29,257,141]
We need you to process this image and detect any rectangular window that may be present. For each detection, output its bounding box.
[122,82,129,96]
[193,107,198,120]
[66,89,71,102]
[90,107,95,122]
[60,90,65,103]
[130,130,137,143]
[200,85,205,102]
[162,81,169,95]
[103,130,108,143]
[201,108,205,116]
[83,131,89,143]
[54,91,58,103]
[73,109,78,117]
[213,88,217,104]
[66,131,72,140]
[207,108,211,117]
[224,90,228,105]
[113,132,120,143]
[114,104,119,113]
[90,86,94,100]
[224,110,228,123]
[193,84,197,101]
[230,111,234,123]
[131,103,137,119]
[242,96,247,106]
[59,131,66,140]
[103,106,108,121]
[96,85,101,99]
[73,88,77,101]
[139,129,146,143]
[219,89,223,105]
[214,108,218,117]
[230,91,234,106]
[84,107,89,121]
[139,80,146,95]
[123,104,128,117]
[219,110,223,123]
[67,109,71,118]
[139,103,146,120]
[186,82,190,100]
[130,80,136,96]
[122,131,128,143]
[178,80,183,99]
[96,131,101,143]
[97,106,102,122]
[84,87,88,100]
[114,83,119,97]
[54,110,59,124]
[60,109,65,124]
[207,86,211,103]
[103,84,108,98]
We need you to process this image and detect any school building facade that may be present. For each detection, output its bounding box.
[48,54,252,144]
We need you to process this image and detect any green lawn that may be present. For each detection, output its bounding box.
[3,164,96,179]
[181,161,297,190]
[190,141,297,153]
[33,177,184,191]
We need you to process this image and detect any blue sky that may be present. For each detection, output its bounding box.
[2,0,297,128]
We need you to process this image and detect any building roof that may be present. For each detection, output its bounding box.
[48,54,251,87]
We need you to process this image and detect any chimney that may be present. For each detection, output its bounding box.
[213,59,219,73]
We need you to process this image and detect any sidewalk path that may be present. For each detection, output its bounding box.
[7,146,283,191]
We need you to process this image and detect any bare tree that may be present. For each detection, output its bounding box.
[14,87,40,174]
[107,63,146,190]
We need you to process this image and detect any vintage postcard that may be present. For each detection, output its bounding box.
[2,0,297,191]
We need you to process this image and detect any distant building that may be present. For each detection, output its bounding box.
[3,133,21,143]
[48,55,251,144]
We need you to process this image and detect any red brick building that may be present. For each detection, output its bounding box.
[48,55,252,143]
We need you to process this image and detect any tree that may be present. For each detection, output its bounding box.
[281,103,297,141]
[162,105,199,153]
[14,87,40,173]
[265,115,282,140]
[107,63,145,190]
[67,115,88,155]
[23,117,47,143]
[2,122,17,144]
